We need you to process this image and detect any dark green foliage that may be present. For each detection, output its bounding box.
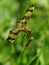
[0,0,49,65]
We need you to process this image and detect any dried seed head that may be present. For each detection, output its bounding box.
[25,37,34,47]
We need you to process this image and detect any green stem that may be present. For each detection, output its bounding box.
[27,49,42,65]
[35,56,40,65]
[18,47,26,65]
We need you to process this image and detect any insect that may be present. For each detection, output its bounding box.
[7,5,34,43]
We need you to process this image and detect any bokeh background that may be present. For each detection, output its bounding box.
[0,0,49,65]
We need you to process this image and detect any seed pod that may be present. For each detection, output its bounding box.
[25,37,34,47]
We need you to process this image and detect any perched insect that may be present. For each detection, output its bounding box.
[7,5,34,43]
[20,6,34,27]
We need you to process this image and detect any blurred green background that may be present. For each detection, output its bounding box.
[0,0,49,65]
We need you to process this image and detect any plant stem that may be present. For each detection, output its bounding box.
[27,49,43,65]
[18,46,26,65]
